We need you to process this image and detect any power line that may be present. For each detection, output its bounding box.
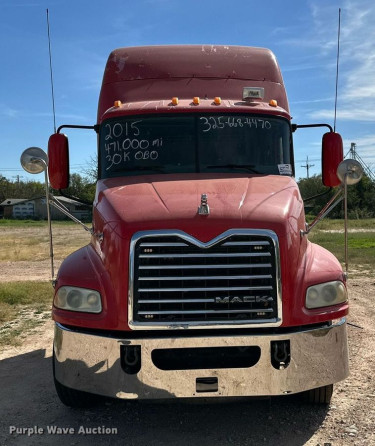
[0,168,25,172]
[12,175,24,184]
[1,164,88,171]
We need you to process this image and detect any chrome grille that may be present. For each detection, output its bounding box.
[129,230,281,328]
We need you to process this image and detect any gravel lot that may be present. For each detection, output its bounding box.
[0,274,374,446]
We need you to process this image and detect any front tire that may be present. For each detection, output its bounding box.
[53,350,100,408]
[302,384,333,404]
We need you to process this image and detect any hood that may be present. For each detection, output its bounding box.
[91,173,307,331]
[95,174,304,242]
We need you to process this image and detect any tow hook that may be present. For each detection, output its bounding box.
[271,340,290,370]
[121,345,141,375]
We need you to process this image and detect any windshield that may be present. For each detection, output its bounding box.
[99,114,293,178]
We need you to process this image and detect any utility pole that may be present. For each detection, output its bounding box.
[12,175,24,184]
[301,156,315,179]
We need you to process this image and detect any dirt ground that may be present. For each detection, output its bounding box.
[0,259,63,282]
[0,225,90,281]
[0,252,374,445]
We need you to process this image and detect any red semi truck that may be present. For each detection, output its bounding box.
[24,45,353,406]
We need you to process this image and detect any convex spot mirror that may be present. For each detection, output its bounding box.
[322,132,344,187]
[20,147,48,174]
[48,133,70,190]
[337,159,364,186]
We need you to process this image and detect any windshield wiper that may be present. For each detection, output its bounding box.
[206,164,260,174]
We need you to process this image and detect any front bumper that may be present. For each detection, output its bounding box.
[54,319,349,400]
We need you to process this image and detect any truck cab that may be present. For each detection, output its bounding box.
[45,46,348,406]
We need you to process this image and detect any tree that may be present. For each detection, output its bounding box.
[83,155,98,183]
[0,172,95,204]
[0,177,45,202]
[346,174,375,218]
[298,174,375,219]
[57,173,96,203]
[298,175,335,217]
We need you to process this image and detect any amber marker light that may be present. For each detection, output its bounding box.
[269,99,278,107]
[193,96,200,105]
[171,97,179,106]
[114,100,122,107]
[214,97,222,105]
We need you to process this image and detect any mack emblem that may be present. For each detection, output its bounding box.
[198,193,210,215]
[215,296,273,304]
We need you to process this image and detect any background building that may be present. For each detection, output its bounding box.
[0,196,91,220]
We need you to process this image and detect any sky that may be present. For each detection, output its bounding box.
[1,0,374,183]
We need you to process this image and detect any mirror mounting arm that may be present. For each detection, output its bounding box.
[301,186,344,236]
[292,123,333,133]
[56,124,100,134]
[301,159,364,277]
[48,195,94,235]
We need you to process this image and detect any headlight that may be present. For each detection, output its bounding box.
[55,286,102,313]
[305,281,347,309]
[306,280,348,308]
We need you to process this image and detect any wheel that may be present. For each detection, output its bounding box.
[302,384,333,404]
[53,376,100,408]
[52,350,100,408]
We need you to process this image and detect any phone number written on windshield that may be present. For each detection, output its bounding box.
[199,116,272,133]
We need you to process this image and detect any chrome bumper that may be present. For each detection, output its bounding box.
[54,320,349,400]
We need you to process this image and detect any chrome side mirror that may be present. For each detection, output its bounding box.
[336,159,364,185]
[20,146,54,280]
[20,147,48,174]
[336,159,364,277]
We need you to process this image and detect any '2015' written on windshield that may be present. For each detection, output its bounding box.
[200,116,272,132]
[103,121,162,171]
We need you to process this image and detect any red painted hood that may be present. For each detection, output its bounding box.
[55,174,346,331]
[91,173,308,329]
[95,174,304,241]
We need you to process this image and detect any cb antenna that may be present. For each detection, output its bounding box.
[333,8,341,132]
[46,8,56,133]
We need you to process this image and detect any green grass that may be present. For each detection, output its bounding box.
[0,281,53,307]
[306,218,375,230]
[0,281,53,346]
[0,219,91,227]
[0,220,91,261]
[0,219,46,227]
[308,222,375,273]
[309,232,375,259]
